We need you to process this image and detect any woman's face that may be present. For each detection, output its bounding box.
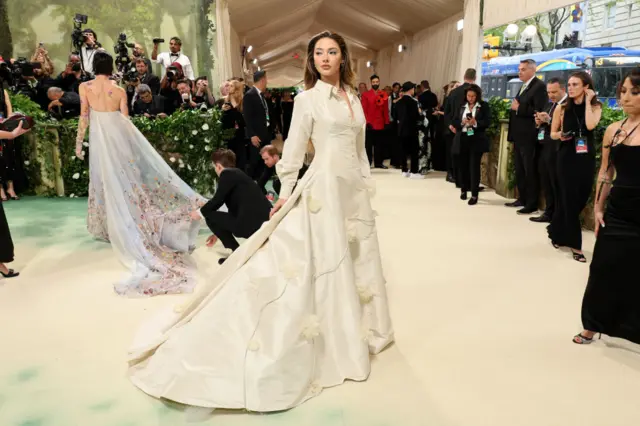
[196,79,206,90]
[313,37,342,80]
[466,90,477,104]
[619,77,640,116]
[567,76,586,99]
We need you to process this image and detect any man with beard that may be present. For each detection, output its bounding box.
[361,74,390,169]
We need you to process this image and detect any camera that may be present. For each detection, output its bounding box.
[0,58,40,97]
[71,14,88,50]
[123,70,139,83]
[114,32,135,72]
[166,65,178,80]
[153,38,165,44]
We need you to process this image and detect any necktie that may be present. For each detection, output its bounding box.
[519,84,527,95]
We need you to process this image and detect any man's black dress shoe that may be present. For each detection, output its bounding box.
[517,207,537,215]
[530,215,552,223]
[505,200,525,208]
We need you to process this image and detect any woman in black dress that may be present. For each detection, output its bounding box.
[452,84,491,205]
[220,79,248,173]
[548,71,602,262]
[573,69,640,344]
[0,121,31,278]
[281,91,294,141]
[0,88,22,201]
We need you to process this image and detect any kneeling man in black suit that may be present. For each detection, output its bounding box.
[190,149,272,264]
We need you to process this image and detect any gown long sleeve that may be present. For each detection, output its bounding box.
[276,92,313,199]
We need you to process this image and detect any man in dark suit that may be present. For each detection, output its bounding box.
[445,68,477,188]
[506,59,549,214]
[418,79,439,168]
[530,78,567,223]
[396,81,422,178]
[244,70,271,180]
[190,149,272,264]
[257,145,308,195]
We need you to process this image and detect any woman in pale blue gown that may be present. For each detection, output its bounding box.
[75,51,205,297]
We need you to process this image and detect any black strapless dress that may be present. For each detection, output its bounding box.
[580,143,640,344]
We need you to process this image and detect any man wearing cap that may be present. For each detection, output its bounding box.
[244,70,271,180]
[396,81,423,179]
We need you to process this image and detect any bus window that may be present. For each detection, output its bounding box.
[506,78,522,99]
[592,67,620,98]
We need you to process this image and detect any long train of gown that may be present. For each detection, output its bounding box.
[87,110,207,296]
[127,81,395,412]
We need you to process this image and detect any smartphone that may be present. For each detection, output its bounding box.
[466,113,473,119]
[561,131,575,138]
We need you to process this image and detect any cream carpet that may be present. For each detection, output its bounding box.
[1,170,639,426]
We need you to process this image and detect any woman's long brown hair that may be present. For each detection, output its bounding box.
[303,31,355,91]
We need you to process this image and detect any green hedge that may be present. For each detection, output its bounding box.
[10,94,232,198]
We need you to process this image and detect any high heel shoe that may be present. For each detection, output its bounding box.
[572,332,601,344]
[572,252,587,263]
[0,269,19,278]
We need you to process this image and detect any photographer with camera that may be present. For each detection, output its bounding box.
[159,61,184,115]
[79,28,100,75]
[151,37,194,81]
[132,84,168,118]
[176,80,198,111]
[193,76,215,109]
[129,43,153,75]
[31,43,55,77]
[53,54,91,94]
[125,59,160,110]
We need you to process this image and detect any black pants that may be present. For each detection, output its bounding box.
[399,134,419,174]
[365,128,385,167]
[538,141,558,217]
[444,132,455,179]
[204,211,265,252]
[389,123,402,167]
[227,138,248,175]
[247,142,266,180]
[458,135,483,197]
[514,142,539,209]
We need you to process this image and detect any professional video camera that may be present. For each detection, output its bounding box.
[114,32,135,73]
[71,13,89,51]
[0,58,40,95]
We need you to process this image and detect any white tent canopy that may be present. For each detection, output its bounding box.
[217,0,578,91]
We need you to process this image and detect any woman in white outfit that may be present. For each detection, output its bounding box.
[128,31,394,412]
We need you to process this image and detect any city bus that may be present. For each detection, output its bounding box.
[481,47,640,106]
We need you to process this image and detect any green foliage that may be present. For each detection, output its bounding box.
[486,97,510,139]
[12,94,232,198]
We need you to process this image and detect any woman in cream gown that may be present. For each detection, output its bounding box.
[128,32,394,412]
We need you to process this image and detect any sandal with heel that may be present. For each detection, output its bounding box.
[573,332,601,344]
[572,252,587,263]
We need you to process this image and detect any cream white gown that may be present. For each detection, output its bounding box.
[128,79,394,412]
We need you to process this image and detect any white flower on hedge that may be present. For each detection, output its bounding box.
[82,142,89,147]
[81,150,86,157]
[300,315,321,341]
[192,130,198,135]
[69,193,75,198]
[24,161,30,166]
[174,136,179,141]
[202,124,210,131]
[71,155,76,160]
[187,164,192,171]
[204,137,211,143]
[189,144,194,149]
[72,172,80,180]
[204,145,211,152]
[169,157,176,163]
[193,179,198,184]
[179,163,185,169]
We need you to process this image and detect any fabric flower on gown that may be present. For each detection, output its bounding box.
[281,261,300,280]
[356,283,375,304]
[306,195,322,213]
[248,339,260,351]
[300,315,321,341]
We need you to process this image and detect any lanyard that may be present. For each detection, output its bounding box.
[612,118,640,147]
[572,107,584,138]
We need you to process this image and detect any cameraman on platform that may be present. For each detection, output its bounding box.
[79,28,100,75]
[125,59,160,110]
[152,37,194,81]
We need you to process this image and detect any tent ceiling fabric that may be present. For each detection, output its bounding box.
[228,0,464,86]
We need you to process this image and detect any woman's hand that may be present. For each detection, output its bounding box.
[585,89,596,104]
[594,209,605,238]
[10,121,30,138]
[75,142,85,160]
[270,197,287,219]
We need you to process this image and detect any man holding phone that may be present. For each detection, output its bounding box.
[530,78,567,223]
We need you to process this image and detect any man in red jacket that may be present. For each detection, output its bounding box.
[361,74,390,169]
